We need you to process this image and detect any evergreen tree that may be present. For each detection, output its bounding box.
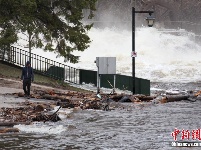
[0,24,18,61]
[0,0,97,63]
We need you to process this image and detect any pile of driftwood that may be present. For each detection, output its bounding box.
[1,89,201,133]
[5,89,201,107]
[0,99,62,133]
[0,101,61,124]
[14,89,201,107]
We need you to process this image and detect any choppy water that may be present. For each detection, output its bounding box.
[16,27,201,83]
[1,100,201,150]
[11,18,201,150]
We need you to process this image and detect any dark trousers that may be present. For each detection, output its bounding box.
[23,79,31,96]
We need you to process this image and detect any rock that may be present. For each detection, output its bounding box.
[34,105,45,112]
[68,125,77,130]
[18,92,24,97]
[119,96,132,102]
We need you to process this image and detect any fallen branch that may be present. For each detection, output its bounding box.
[45,106,62,122]
[0,122,31,127]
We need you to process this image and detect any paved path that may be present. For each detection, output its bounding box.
[0,78,65,108]
[0,87,23,94]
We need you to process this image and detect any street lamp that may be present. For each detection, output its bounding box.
[132,7,155,95]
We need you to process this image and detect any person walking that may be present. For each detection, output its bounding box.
[21,61,34,98]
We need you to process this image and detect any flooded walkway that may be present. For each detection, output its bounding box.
[1,77,201,149]
[1,99,201,150]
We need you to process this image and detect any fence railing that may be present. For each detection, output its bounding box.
[79,69,150,95]
[1,46,151,95]
[3,46,79,84]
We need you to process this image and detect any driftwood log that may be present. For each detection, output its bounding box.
[139,96,156,101]
[165,95,189,102]
[154,95,198,103]
[0,128,19,133]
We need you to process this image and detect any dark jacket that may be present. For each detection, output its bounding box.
[21,66,34,81]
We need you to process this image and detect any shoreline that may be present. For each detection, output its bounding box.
[0,77,64,108]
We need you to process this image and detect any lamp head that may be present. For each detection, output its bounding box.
[146,14,155,27]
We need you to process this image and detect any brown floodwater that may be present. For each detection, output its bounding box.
[1,98,201,150]
[1,81,201,150]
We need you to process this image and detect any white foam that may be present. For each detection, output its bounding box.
[15,27,201,82]
[14,122,66,134]
[150,87,165,91]
[70,82,132,94]
[51,106,73,119]
[13,106,74,134]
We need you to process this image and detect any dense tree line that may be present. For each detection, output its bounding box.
[94,0,201,23]
[92,0,201,32]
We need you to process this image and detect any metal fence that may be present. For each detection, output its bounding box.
[4,46,79,84]
[1,46,150,94]
[79,69,150,95]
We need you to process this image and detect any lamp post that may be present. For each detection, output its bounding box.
[132,7,155,95]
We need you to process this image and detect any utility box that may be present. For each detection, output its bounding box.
[96,57,116,74]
